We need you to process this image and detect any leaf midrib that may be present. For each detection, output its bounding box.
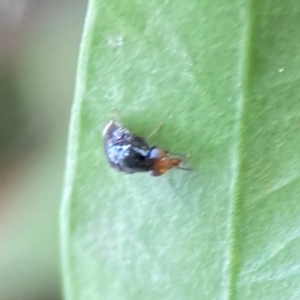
[227,1,254,299]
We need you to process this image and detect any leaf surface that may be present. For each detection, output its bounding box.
[61,0,300,299]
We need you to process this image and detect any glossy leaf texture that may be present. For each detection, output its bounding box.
[61,0,300,299]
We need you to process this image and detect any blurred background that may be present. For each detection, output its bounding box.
[0,1,86,299]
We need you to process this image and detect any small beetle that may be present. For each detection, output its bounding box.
[103,120,189,176]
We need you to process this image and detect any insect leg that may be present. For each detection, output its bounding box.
[147,122,163,139]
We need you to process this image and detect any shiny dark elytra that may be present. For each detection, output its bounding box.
[103,120,188,176]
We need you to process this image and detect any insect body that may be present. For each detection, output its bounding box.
[103,120,188,176]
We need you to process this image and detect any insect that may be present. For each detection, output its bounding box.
[103,120,190,176]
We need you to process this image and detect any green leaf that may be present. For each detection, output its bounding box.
[61,0,300,299]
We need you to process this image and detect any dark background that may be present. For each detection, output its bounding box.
[0,1,86,299]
